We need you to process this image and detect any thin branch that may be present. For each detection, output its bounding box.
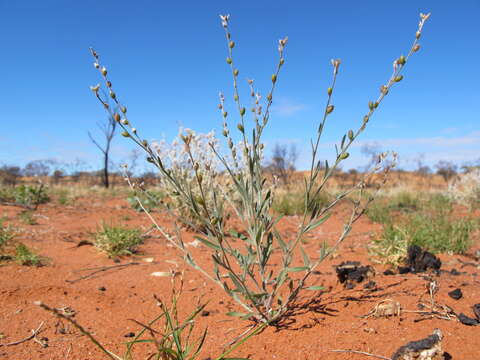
[0,322,44,347]
[330,349,391,360]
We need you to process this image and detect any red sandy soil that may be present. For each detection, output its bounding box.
[0,196,479,360]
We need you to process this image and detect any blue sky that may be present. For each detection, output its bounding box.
[1,0,479,172]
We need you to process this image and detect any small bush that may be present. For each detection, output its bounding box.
[18,210,37,225]
[93,223,144,257]
[0,220,14,250]
[14,243,43,266]
[127,190,163,212]
[0,184,50,209]
[273,191,330,216]
[371,212,478,264]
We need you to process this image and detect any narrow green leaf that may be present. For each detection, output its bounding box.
[304,213,331,233]
[194,236,221,251]
[304,285,325,291]
[226,311,250,317]
[287,266,309,272]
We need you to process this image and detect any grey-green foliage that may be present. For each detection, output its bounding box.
[92,223,144,257]
[0,184,50,209]
[90,13,430,324]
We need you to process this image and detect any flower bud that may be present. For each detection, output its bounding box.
[121,131,130,138]
[222,111,228,118]
[397,55,406,66]
[348,130,354,140]
[394,75,404,82]
[229,41,235,49]
[326,105,334,114]
[234,95,239,101]
[368,101,375,111]
[279,58,285,66]
[147,157,154,163]
[267,93,272,101]
[233,69,239,76]
[339,152,349,160]
[380,85,388,95]
[194,163,199,171]
[226,57,232,64]
[109,91,116,99]
[271,74,277,83]
[237,123,244,132]
[327,87,332,96]
[122,119,129,125]
[132,128,137,134]
[94,62,100,69]
[197,174,203,183]
[222,129,228,137]
[142,140,148,147]
[413,44,420,52]
[113,113,121,122]
[416,31,421,39]
[106,81,112,88]
[101,67,107,76]
[121,106,127,114]
[90,84,100,92]
[240,107,245,116]
[363,115,369,123]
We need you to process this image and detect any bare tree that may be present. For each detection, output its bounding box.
[435,160,457,183]
[23,160,51,177]
[0,165,22,186]
[266,143,299,185]
[360,142,383,172]
[88,115,117,188]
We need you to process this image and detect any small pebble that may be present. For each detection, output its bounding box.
[124,332,135,338]
[448,288,462,300]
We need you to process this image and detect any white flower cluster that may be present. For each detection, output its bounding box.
[448,169,480,206]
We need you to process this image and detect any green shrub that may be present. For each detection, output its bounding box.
[371,211,478,264]
[14,243,43,266]
[0,220,14,250]
[127,190,163,212]
[273,191,331,216]
[0,184,50,209]
[18,210,37,225]
[93,223,144,257]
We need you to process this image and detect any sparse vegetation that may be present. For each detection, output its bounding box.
[0,184,50,209]
[18,210,37,225]
[14,243,43,266]
[92,223,144,257]
[89,12,429,325]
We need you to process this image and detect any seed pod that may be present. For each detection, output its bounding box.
[222,111,228,118]
[142,140,148,147]
[271,74,277,83]
[413,44,420,52]
[279,58,284,66]
[122,119,129,125]
[132,128,137,134]
[101,67,107,76]
[348,130,354,140]
[106,81,112,88]
[267,93,272,101]
[94,62,100,69]
[109,91,116,99]
[397,55,406,66]
[326,105,334,114]
[113,113,121,122]
[194,163,199,171]
[147,157,154,163]
[121,106,127,114]
[380,85,388,95]
[226,57,232,64]
[197,174,203,183]
[327,87,332,96]
[229,41,235,49]
[121,131,130,138]
[368,101,375,110]
[374,102,379,108]
[416,31,421,39]
[237,123,244,132]
[394,75,404,82]
[222,129,228,137]
[233,69,239,76]
[340,152,349,160]
[363,115,369,123]
[234,95,239,101]
[240,107,246,116]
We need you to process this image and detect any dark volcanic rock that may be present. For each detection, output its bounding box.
[457,313,479,326]
[448,288,462,300]
[391,329,443,360]
[335,261,374,288]
[406,245,441,273]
